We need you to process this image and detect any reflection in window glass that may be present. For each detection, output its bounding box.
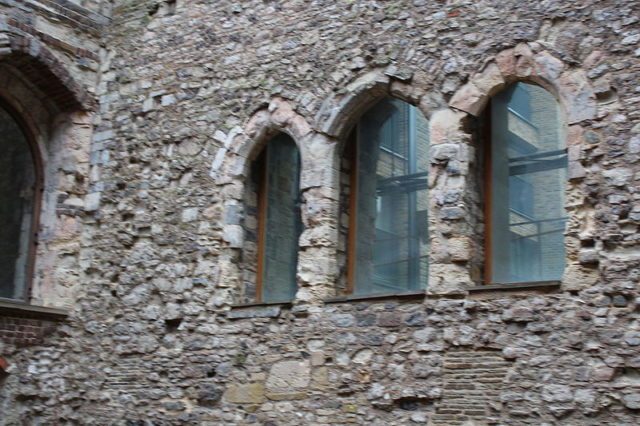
[0,105,36,300]
[353,98,429,295]
[258,134,302,302]
[490,82,567,283]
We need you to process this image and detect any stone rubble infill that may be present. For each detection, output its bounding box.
[0,0,639,425]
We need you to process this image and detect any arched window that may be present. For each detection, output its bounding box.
[0,102,41,301]
[345,98,430,296]
[486,82,567,284]
[252,133,302,303]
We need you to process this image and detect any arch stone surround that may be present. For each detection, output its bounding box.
[216,97,323,304]
[220,43,604,304]
[0,59,94,308]
[440,42,601,293]
[0,30,96,112]
[3,2,640,424]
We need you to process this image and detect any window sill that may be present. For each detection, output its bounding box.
[468,281,560,298]
[0,299,69,321]
[325,290,426,304]
[228,301,292,319]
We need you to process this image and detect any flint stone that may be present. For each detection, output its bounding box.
[331,313,355,327]
[542,384,573,403]
[622,393,640,409]
[198,384,223,407]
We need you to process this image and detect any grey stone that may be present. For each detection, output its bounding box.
[404,312,426,327]
[612,295,628,307]
[331,314,355,327]
[227,306,281,319]
[440,207,465,220]
[542,385,573,403]
[198,385,223,407]
[622,393,640,410]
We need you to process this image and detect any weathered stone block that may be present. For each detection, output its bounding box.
[223,383,265,404]
[266,360,310,393]
[227,306,281,319]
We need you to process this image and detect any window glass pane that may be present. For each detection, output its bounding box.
[490,82,567,283]
[0,105,36,300]
[261,134,301,302]
[354,99,429,295]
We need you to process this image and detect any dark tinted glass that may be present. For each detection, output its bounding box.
[0,105,36,300]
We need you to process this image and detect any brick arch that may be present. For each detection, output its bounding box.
[0,31,96,112]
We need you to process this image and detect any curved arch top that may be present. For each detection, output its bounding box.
[315,71,391,141]
[0,31,96,112]
[216,97,313,184]
[449,43,597,124]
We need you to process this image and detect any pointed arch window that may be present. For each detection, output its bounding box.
[253,133,302,303]
[485,82,567,284]
[0,101,41,301]
[346,98,430,296]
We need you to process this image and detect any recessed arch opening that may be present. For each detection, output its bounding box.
[0,96,43,301]
[241,132,303,303]
[339,97,431,296]
[481,81,568,285]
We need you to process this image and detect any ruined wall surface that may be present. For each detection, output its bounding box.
[0,0,106,417]
[1,0,640,424]
[0,0,108,310]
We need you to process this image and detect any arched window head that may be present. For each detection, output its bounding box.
[346,98,430,296]
[0,102,40,301]
[486,82,567,284]
[253,133,302,303]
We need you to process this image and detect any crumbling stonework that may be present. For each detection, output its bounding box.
[1,0,640,424]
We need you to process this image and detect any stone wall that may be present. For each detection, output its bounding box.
[1,0,640,424]
[0,0,104,418]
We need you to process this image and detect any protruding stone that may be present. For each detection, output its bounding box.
[622,393,640,410]
[558,70,597,123]
[449,82,486,116]
[472,62,505,96]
